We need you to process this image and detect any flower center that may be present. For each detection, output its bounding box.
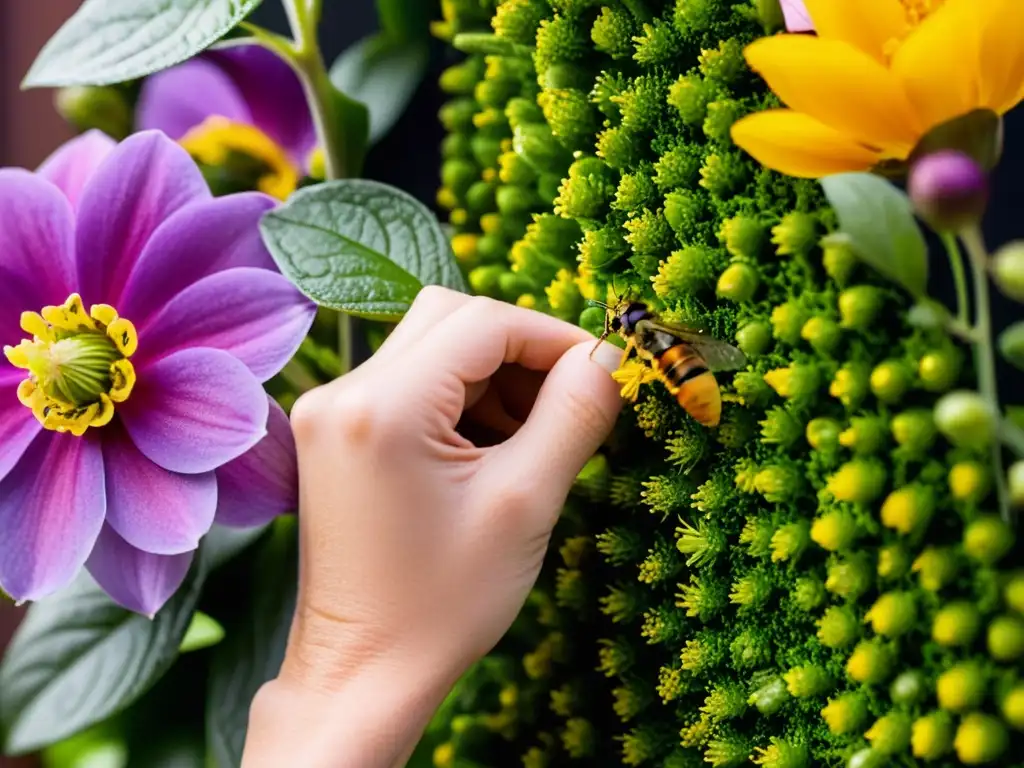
[3,294,137,436]
[179,116,300,201]
[884,0,946,57]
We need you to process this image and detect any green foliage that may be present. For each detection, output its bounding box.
[431,0,1023,765]
[23,0,264,88]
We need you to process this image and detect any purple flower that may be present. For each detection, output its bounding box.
[908,150,989,232]
[0,129,316,616]
[136,44,317,200]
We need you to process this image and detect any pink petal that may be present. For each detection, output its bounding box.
[0,431,106,602]
[0,169,77,349]
[36,130,116,211]
[74,131,211,308]
[135,267,315,382]
[0,369,40,483]
[216,398,297,528]
[119,348,269,475]
[102,422,217,556]
[781,0,815,32]
[135,58,252,141]
[87,524,193,618]
[117,193,278,329]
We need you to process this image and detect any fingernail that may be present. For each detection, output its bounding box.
[590,341,622,374]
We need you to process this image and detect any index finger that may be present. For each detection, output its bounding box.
[413,296,596,385]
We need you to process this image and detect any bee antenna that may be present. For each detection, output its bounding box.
[587,298,610,309]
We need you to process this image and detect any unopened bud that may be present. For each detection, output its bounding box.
[934,390,994,450]
[908,150,988,232]
[991,241,1024,301]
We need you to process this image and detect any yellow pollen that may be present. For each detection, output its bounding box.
[2,294,137,437]
[179,116,300,201]
[884,0,946,58]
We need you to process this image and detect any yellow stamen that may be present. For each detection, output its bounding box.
[179,116,300,201]
[2,294,138,437]
[611,360,660,402]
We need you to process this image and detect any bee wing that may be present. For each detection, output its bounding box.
[644,320,748,372]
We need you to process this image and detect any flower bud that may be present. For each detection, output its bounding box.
[827,554,873,600]
[771,211,817,255]
[801,316,841,354]
[55,85,132,140]
[811,510,859,552]
[763,364,820,401]
[1001,684,1024,730]
[934,390,995,450]
[911,712,954,761]
[469,264,506,296]
[987,614,1024,661]
[963,514,1014,564]
[908,150,988,232]
[748,677,790,715]
[847,748,883,768]
[784,664,831,698]
[717,262,760,302]
[912,547,958,591]
[880,484,935,536]
[866,591,916,638]
[821,692,868,735]
[792,577,825,612]
[949,460,991,503]
[736,321,771,358]
[932,601,981,647]
[918,348,962,392]
[869,360,912,404]
[838,286,882,330]
[829,361,870,408]
[865,711,911,755]
[1009,461,1024,508]
[846,640,893,684]
[1005,571,1024,614]
[954,713,1008,765]
[827,459,886,504]
[891,409,937,456]
[770,301,808,345]
[806,417,842,451]
[817,605,860,648]
[877,544,911,580]
[890,670,927,706]
[821,234,857,286]
[838,416,887,455]
[936,662,986,712]
[991,241,1024,301]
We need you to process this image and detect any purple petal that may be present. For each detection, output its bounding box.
[781,0,815,32]
[0,169,77,348]
[120,348,269,475]
[0,369,40,483]
[87,524,193,617]
[102,422,217,555]
[74,131,211,308]
[0,431,105,602]
[117,192,277,327]
[135,58,252,140]
[216,398,297,528]
[36,130,116,211]
[205,45,317,165]
[135,268,315,382]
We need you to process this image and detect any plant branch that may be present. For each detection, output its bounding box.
[961,225,1013,526]
[941,232,970,327]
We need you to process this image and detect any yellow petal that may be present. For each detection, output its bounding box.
[976,0,1024,114]
[731,110,883,179]
[891,0,981,128]
[744,35,922,153]
[804,0,907,62]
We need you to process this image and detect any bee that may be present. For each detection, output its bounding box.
[592,299,747,427]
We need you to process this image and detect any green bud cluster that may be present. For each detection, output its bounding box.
[430,0,1024,765]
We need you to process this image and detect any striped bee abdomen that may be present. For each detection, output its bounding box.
[654,344,723,427]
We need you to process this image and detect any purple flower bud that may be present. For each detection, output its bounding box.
[908,151,989,232]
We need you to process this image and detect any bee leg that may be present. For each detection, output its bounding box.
[618,339,636,368]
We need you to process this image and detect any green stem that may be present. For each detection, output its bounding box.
[1001,420,1024,459]
[279,358,322,394]
[941,232,970,327]
[961,226,1013,526]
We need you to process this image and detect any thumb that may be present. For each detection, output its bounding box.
[493,340,623,507]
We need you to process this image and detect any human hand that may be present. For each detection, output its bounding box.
[243,287,623,767]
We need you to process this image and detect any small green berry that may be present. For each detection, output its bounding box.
[934,390,995,450]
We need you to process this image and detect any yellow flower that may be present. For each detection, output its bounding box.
[731,0,1024,178]
[611,360,659,401]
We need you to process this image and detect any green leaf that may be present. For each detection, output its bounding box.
[998,322,1024,371]
[23,0,263,88]
[206,519,298,768]
[260,179,467,320]
[820,172,929,298]
[178,612,226,654]
[375,0,434,44]
[202,523,271,573]
[0,565,205,755]
[329,34,430,146]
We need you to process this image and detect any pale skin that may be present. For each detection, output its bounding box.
[241,286,624,768]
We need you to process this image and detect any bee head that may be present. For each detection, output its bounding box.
[619,302,649,334]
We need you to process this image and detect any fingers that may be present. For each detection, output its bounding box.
[372,286,472,362]
[489,340,623,518]
[417,296,593,386]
